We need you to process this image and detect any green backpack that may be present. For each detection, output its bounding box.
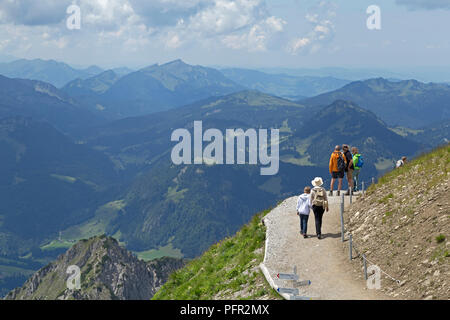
[353,154,364,169]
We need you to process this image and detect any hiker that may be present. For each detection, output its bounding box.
[351,147,364,192]
[396,156,407,168]
[329,145,347,196]
[311,177,329,240]
[343,145,354,195]
[296,186,312,239]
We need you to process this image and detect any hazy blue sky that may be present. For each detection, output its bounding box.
[0,0,449,69]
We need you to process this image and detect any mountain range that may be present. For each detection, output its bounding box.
[67,91,322,256]
[0,117,120,254]
[62,59,244,119]
[0,75,103,134]
[0,59,449,297]
[221,68,350,99]
[68,92,423,258]
[288,100,422,172]
[6,145,448,300]
[0,115,124,296]
[302,78,450,128]
[0,59,105,88]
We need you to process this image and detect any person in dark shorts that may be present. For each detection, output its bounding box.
[329,145,346,196]
[343,145,354,195]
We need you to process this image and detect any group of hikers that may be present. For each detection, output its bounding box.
[328,144,364,197]
[296,145,409,239]
[295,144,364,239]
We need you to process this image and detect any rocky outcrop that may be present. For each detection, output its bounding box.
[5,236,185,300]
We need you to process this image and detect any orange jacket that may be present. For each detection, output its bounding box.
[329,151,347,173]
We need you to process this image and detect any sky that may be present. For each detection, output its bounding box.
[0,0,449,70]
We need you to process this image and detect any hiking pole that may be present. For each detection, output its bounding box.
[362,181,365,196]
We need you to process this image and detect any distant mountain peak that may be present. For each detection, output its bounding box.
[140,60,190,72]
[304,77,450,128]
[0,58,104,87]
[163,59,188,67]
[321,99,375,117]
[96,69,118,78]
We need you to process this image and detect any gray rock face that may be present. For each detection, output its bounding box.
[5,236,185,300]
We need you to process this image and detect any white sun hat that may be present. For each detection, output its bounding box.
[311,177,324,187]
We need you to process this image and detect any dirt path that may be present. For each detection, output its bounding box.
[261,195,390,300]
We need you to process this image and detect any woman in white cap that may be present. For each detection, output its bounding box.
[310,177,329,239]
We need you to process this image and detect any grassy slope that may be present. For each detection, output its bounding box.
[345,144,449,299]
[153,209,281,300]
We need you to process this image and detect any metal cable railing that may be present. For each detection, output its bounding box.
[339,186,402,286]
[349,236,402,284]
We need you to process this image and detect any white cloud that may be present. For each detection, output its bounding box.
[0,0,286,62]
[0,0,286,59]
[0,0,70,26]
[221,16,286,51]
[265,16,285,32]
[287,1,337,55]
[289,37,311,52]
[166,33,182,49]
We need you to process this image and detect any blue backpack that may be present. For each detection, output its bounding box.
[354,154,364,169]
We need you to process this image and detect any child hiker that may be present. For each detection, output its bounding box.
[296,186,312,239]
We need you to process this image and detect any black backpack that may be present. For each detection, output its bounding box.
[337,153,346,171]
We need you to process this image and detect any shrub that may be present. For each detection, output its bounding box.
[436,234,446,244]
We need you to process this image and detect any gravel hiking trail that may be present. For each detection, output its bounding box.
[261,195,390,300]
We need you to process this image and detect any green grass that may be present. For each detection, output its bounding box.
[372,144,450,189]
[279,120,292,133]
[431,246,449,263]
[389,127,423,137]
[166,187,188,203]
[153,209,280,300]
[39,200,126,253]
[135,243,183,261]
[378,193,394,204]
[382,210,395,224]
[58,200,126,243]
[436,234,446,244]
[40,240,74,251]
[0,265,35,277]
[279,136,315,166]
